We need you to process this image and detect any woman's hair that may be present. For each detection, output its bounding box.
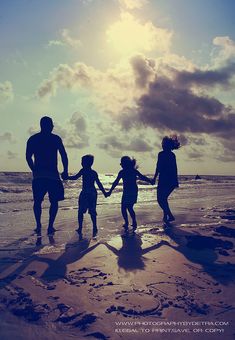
[120,156,137,169]
[162,135,180,150]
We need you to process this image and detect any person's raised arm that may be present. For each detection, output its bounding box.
[26,139,34,172]
[58,138,68,177]
[108,171,122,195]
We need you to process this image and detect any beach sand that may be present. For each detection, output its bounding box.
[0,202,235,340]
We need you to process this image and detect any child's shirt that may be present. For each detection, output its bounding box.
[77,168,99,193]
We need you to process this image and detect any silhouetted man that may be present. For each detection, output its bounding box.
[26,116,68,234]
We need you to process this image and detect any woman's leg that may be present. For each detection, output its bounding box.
[157,187,175,221]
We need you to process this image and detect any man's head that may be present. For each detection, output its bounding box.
[81,154,94,168]
[40,116,54,134]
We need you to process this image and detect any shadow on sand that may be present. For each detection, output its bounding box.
[163,222,235,285]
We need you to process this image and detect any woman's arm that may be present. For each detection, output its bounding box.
[153,153,161,183]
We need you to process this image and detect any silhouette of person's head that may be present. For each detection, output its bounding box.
[40,116,54,134]
[162,136,180,151]
[82,154,94,169]
[120,156,137,170]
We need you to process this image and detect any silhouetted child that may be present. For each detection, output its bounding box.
[153,136,180,223]
[107,156,152,232]
[62,155,106,237]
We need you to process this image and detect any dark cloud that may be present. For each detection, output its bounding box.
[97,135,153,156]
[186,148,203,160]
[189,136,208,146]
[121,75,235,140]
[175,62,235,88]
[130,55,155,88]
[215,138,235,162]
[65,112,89,148]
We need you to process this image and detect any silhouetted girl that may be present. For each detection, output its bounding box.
[153,136,180,223]
[108,156,152,231]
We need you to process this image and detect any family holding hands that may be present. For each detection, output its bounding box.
[26,117,180,236]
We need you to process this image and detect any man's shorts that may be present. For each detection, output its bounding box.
[78,190,97,215]
[32,178,64,203]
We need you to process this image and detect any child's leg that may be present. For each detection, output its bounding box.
[121,203,129,228]
[127,204,137,229]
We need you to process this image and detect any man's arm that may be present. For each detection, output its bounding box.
[26,139,34,172]
[58,138,68,175]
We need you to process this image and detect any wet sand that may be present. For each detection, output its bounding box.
[0,205,235,340]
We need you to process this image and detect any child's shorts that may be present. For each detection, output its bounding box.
[78,190,97,215]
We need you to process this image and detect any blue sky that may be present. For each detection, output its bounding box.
[1,0,235,174]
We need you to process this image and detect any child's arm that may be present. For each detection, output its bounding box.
[95,175,107,197]
[64,169,82,181]
[136,170,152,184]
[108,171,122,195]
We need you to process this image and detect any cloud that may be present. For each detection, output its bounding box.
[186,148,203,160]
[47,28,82,49]
[212,36,235,66]
[130,54,156,88]
[120,66,235,141]
[7,150,17,159]
[174,62,235,89]
[37,62,95,98]
[0,81,14,103]
[65,112,89,148]
[61,28,82,48]
[97,134,153,157]
[118,0,148,10]
[106,12,172,55]
[47,40,64,47]
[0,132,14,142]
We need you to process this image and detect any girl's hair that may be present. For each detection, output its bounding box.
[120,156,137,169]
[162,135,180,150]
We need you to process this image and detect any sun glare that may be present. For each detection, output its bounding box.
[107,12,156,56]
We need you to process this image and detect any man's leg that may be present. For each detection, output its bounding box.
[33,200,42,231]
[78,211,84,233]
[48,200,58,232]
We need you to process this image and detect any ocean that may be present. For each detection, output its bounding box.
[0,172,235,262]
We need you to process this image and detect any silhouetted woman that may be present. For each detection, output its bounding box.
[153,136,180,223]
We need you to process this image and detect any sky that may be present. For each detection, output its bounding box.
[1,0,235,175]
